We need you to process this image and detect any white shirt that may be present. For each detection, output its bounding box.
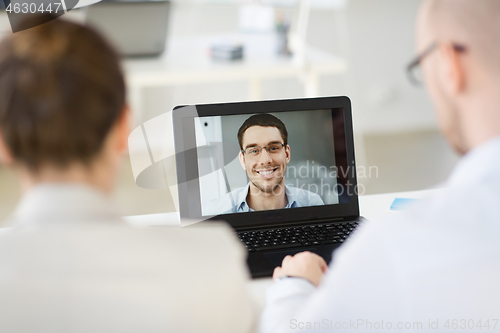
[0,184,256,333]
[259,137,500,333]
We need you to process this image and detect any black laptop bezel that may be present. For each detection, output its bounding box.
[172,96,359,230]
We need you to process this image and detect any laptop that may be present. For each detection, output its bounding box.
[86,0,170,57]
[172,96,364,278]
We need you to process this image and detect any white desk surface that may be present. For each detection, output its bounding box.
[123,189,440,228]
[0,189,440,314]
[123,188,441,314]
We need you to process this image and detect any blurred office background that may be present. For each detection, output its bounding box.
[0,0,459,223]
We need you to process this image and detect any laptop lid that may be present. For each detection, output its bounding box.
[172,96,359,229]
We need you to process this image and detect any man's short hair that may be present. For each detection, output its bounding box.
[237,113,288,149]
[0,15,125,171]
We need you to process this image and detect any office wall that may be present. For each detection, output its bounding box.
[338,0,436,134]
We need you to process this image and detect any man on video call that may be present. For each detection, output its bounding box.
[206,114,324,215]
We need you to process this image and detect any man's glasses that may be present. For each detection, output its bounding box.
[241,143,285,158]
[407,42,466,86]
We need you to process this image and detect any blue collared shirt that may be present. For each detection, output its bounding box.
[203,183,325,216]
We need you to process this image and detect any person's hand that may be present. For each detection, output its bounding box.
[272,251,328,286]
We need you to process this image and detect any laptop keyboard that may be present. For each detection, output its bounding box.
[238,221,361,252]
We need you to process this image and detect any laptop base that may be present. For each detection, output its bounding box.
[243,217,365,278]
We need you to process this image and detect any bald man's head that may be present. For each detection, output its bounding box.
[417,0,500,154]
[421,0,500,73]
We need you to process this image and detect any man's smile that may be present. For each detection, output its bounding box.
[255,167,279,179]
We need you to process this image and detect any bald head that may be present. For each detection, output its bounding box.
[421,0,500,72]
[416,0,500,154]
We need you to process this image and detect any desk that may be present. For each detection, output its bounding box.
[124,189,440,314]
[0,189,438,314]
[123,35,347,125]
[123,189,439,227]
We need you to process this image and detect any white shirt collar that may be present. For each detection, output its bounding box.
[448,136,500,187]
[10,183,120,228]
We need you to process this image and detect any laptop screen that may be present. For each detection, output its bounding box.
[173,97,359,228]
[194,108,350,216]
